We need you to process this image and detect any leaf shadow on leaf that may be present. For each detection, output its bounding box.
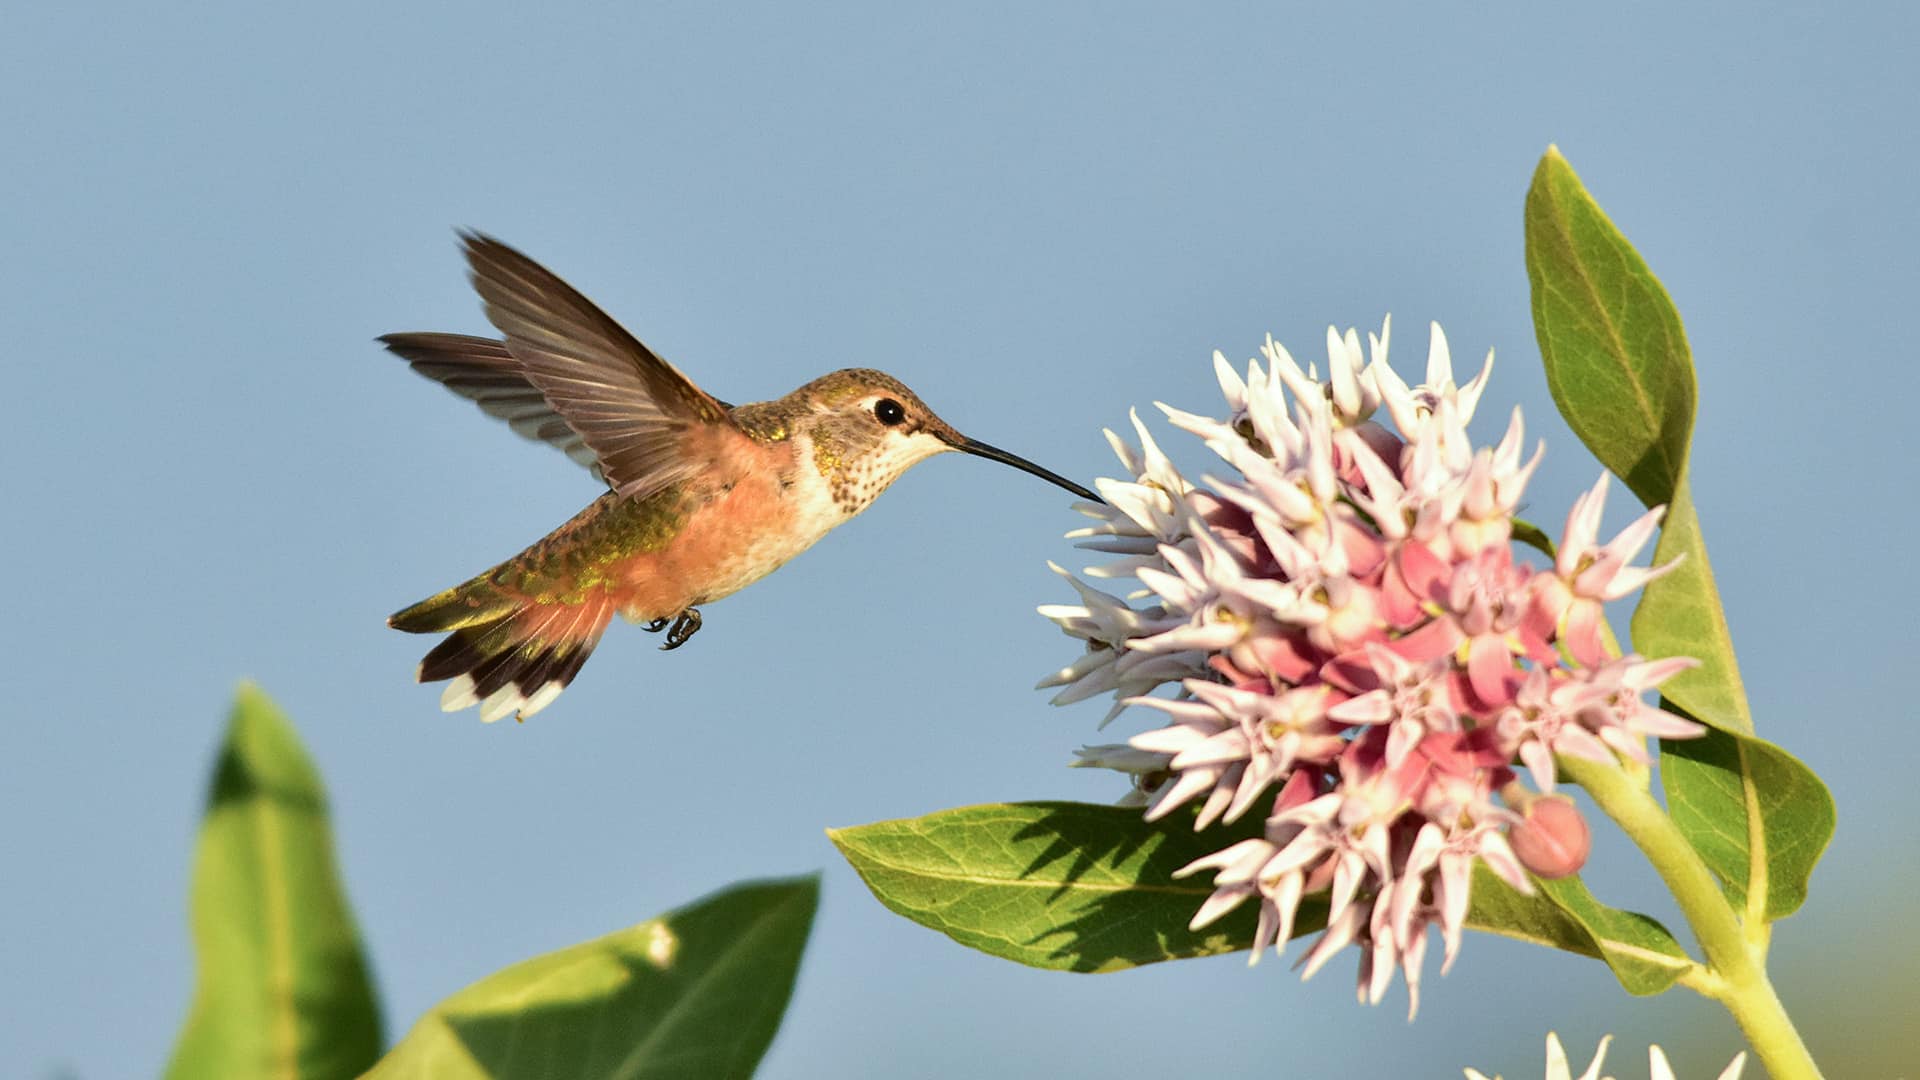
[208,743,325,816]
[1009,806,1161,902]
[1004,804,1328,972]
[1620,403,1692,511]
[372,878,817,1079]
[438,946,709,1078]
[440,949,649,1073]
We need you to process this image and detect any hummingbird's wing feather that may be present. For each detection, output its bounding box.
[460,232,742,503]
[379,332,608,483]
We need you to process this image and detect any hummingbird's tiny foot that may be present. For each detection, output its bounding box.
[641,617,672,633]
[660,608,702,651]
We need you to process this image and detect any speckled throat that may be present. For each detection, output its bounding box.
[804,417,945,515]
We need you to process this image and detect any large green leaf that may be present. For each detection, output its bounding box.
[1507,873,1690,995]
[1523,148,1834,925]
[1662,727,1835,923]
[1523,145,1750,734]
[166,685,383,1080]
[365,876,818,1080]
[1523,144,1694,511]
[1469,867,1691,995]
[831,801,1691,989]
[830,801,1292,971]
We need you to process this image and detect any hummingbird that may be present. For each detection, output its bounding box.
[383,232,1100,723]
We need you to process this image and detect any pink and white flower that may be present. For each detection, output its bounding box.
[1040,319,1703,1016]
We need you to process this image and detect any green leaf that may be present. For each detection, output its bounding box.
[1630,479,1752,732]
[1522,149,1832,934]
[1478,870,1691,995]
[830,801,1305,971]
[1662,727,1835,923]
[1524,146,1751,733]
[365,876,818,1080]
[832,801,1690,990]
[1524,145,1695,510]
[166,684,383,1080]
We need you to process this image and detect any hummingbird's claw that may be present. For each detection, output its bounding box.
[659,608,702,651]
[641,617,673,633]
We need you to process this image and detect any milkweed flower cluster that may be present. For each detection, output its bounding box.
[1039,318,1704,1016]
[1464,1032,1748,1080]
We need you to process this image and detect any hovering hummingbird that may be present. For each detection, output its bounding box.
[383,233,1099,722]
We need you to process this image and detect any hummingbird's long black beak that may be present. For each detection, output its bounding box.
[956,437,1103,503]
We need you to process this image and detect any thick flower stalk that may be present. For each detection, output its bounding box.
[1040,319,1699,1016]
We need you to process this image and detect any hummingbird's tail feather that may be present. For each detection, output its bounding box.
[387,575,524,634]
[403,591,615,723]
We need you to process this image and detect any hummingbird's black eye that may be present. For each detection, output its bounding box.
[873,398,906,426]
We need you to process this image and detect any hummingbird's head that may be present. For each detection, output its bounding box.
[793,369,1100,514]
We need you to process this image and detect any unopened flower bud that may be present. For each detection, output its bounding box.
[1506,794,1590,879]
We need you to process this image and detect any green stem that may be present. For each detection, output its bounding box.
[1560,756,1821,1080]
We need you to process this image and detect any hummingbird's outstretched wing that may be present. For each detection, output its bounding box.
[459,231,745,502]
[379,332,608,483]
[377,332,738,486]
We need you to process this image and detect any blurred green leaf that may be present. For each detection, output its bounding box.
[1524,145,1751,733]
[1663,727,1835,922]
[832,801,1689,989]
[365,876,817,1080]
[165,684,382,1080]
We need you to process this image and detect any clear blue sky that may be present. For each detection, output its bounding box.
[4,4,1914,1077]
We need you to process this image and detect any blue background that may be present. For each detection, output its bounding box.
[4,4,1913,1076]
